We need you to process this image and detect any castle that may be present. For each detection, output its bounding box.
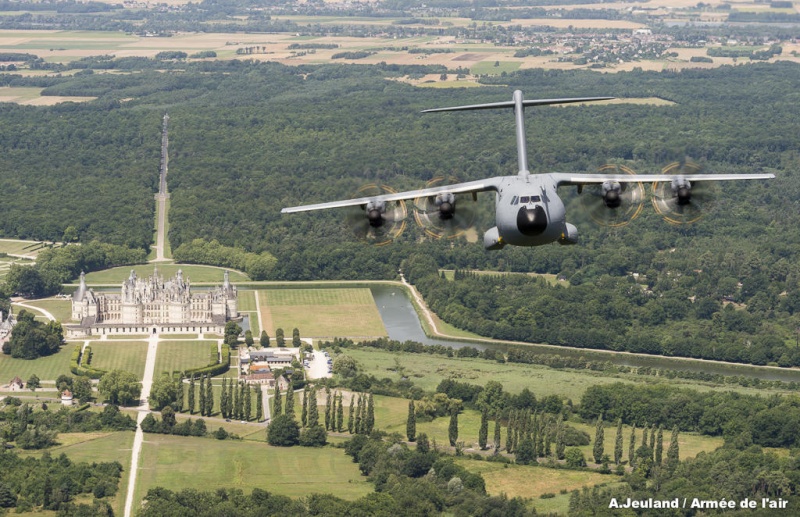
[68,267,238,337]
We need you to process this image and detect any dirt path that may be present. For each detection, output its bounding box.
[123,332,159,517]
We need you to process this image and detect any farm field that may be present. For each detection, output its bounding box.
[0,86,95,105]
[132,434,373,508]
[2,27,797,90]
[259,288,387,339]
[81,264,249,284]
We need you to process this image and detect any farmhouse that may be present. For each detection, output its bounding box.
[67,267,238,337]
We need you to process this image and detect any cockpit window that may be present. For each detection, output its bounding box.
[520,196,529,203]
[530,195,541,202]
[511,196,518,205]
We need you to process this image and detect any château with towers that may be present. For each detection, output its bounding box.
[67,267,238,337]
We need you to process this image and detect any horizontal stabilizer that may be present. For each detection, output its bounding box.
[422,96,614,113]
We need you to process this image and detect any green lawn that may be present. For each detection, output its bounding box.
[14,298,72,322]
[260,288,387,339]
[567,420,723,464]
[238,290,257,311]
[342,347,634,402]
[0,344,74,381]
[0,238,48,256]
[342,346,793,401]
[81,264,249,284]
[457,457,611,497]
[132,434,372,511]
[89,341,148,378]
[155,340,220,376]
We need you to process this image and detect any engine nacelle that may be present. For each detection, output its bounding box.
[676,183,692,205]
[558,223,578,245]
[602,181,622,208]
[436,193,456,219]
[365,200,386,228]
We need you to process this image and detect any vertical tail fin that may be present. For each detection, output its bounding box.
[422,92,613,177]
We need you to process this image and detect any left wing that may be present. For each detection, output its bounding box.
[553,172,775,185]
[281,178,501,214]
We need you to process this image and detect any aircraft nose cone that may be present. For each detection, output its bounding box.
[517,206,547,236]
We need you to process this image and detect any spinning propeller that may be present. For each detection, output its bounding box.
[652,160,716,225]
[413,176,478,239]
[346,184,407,246]
[580,164,645,227]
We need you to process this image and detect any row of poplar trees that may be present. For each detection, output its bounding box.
[186,374,264,422]
[273,382,375,435]
[405,403,681,474]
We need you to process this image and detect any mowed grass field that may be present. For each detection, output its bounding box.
[0,239,40,280]
[81,264,249,284]
[0,238,51,258]
[342,346,795,400]
[89,341,148,378]
[0,343,74,382]
[260,288,387,339]
[237,290,261,335]
[132,434,372,510]
[455,458,611,498]
[455,459,624,514]
[343,347,635,402]
[154,340,220,376]
[15,298,72,322]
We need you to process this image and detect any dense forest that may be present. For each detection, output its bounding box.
[2,58,800,364]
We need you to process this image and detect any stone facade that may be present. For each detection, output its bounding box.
[68,267,238,337]
[0,307,15,340]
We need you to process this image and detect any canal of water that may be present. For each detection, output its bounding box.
[370,284,800,383]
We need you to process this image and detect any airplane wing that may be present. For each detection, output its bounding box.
[281,178,501,214]
[554,172,775,185]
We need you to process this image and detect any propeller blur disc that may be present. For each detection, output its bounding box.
[346,184,407,245]
[413,176,477,239]
[580,164,645,227]
[652,160,716,225]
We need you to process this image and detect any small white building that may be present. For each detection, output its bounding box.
[61,389,74,406]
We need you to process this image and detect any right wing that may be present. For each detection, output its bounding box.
[281,178,501,214]
[553,172,776,186]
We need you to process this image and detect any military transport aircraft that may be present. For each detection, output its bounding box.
[281,90,774,250]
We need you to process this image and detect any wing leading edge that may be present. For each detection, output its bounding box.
[554,172,775,185]
[280,178,501,214]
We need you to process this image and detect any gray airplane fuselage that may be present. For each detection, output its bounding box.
[485,174,574,249]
